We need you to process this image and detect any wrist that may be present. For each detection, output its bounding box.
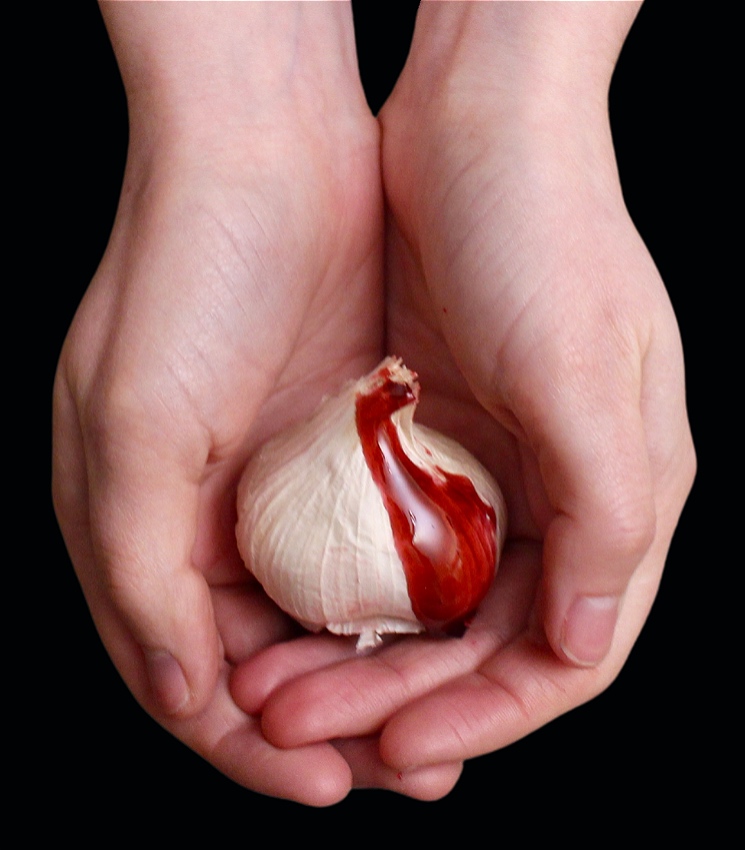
[101,1,367,152]
[396,1,641,127]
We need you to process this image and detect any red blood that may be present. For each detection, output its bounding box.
[355,368,497,636]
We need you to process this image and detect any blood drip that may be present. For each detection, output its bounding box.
[355,368,497,636]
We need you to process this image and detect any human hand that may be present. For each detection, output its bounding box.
[52,1,404,804]
[231,1,695,777]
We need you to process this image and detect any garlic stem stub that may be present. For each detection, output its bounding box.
[236,358,507,651]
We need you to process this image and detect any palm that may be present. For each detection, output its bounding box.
[384,214,535,537]
[180,125,385,665]
[187,129,386,681]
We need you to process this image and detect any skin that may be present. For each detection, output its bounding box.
[53,1,695,805]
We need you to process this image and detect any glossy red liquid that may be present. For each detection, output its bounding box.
[355,370,497,636]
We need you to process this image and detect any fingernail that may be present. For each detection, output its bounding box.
[561,595,619,666]
[145,650,189,715]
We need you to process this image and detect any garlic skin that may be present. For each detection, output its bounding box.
[236,358,506,651]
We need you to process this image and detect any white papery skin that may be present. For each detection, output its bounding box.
[236,359,506,650]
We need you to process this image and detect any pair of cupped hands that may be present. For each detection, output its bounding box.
[53,3,694,805]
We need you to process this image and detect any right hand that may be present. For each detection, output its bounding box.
[228,0,695,786]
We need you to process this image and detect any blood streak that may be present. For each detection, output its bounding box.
[355,369,497,635]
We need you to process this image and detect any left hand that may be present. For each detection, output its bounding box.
[52,0,464,805]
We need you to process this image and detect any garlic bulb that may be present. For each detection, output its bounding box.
[236,358,506,651]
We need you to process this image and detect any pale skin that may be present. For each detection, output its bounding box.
[53,1,695,805]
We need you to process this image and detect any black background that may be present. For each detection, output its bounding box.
[34,0,722,834]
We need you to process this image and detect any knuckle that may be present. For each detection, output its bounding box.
[596,490,657,565]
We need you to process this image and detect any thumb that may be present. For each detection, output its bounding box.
[55,380,221,718]
[513,334,656,667]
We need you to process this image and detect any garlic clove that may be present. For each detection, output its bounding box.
[236,357,506,651]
